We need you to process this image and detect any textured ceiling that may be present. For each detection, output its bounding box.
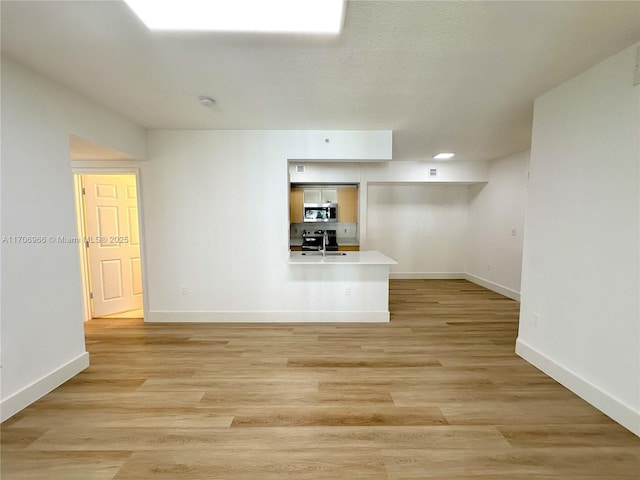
[2,1,639,161]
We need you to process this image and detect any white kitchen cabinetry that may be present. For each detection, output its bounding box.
[303,188,337,203]
[321,188,338,203]
[303,189,320,203]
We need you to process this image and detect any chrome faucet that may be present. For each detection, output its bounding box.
[321,231,327,257]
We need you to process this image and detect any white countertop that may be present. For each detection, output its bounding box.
[288,250,397,265]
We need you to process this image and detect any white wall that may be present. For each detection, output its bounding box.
[288,160,489,184]
[366,185,469,278]
[141,130,393,322]
[362,160,489,184]
[287,130,392,161]
[517,43,640,435]
[141,147,486,321]
[466,151,529,299]
[289,162,362,184]
[0,57,146,420]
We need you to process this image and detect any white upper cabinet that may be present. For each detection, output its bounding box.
[321,188,337,203]
[303,189,321,203]
[303,188,337,203]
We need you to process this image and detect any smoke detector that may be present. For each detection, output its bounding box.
[199,96,216,108]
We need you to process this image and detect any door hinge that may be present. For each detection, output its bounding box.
[82,187,86,195]
[85,240,90,248]
[89,292,93,300]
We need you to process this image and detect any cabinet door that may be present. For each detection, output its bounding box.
[338,188,358,223]
[321,188,338,203]
[303,189,321,203]
[290,188,304,223]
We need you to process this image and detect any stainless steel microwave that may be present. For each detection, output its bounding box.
[303,203,338,222]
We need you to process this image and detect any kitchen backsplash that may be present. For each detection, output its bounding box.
[290,222,358,241]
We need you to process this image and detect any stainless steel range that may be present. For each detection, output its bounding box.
[301,229,338,252]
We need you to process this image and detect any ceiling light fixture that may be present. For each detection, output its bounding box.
[123,0,345,34]
[199,96,216,107]
[433,152,455,160]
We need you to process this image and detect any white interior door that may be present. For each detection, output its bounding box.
[82,174,143,317]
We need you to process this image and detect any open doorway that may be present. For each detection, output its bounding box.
[74,173,144,320]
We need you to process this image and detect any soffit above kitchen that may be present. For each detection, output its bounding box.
[1,1,638,162]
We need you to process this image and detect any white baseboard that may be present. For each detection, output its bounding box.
[388,272,520,301]
[146,311,389,323]
[389,272,465,280]
[1,352,89,422]
[516,338,640,437]
[464,273,520,301]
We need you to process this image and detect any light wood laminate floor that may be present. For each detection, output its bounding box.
[2,280,639,479]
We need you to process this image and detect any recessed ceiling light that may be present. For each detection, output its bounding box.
[123,0,345,34]
[433,153,455,160]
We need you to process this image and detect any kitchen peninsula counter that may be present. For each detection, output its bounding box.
[287,250,396,322]
[288,250,396,265]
